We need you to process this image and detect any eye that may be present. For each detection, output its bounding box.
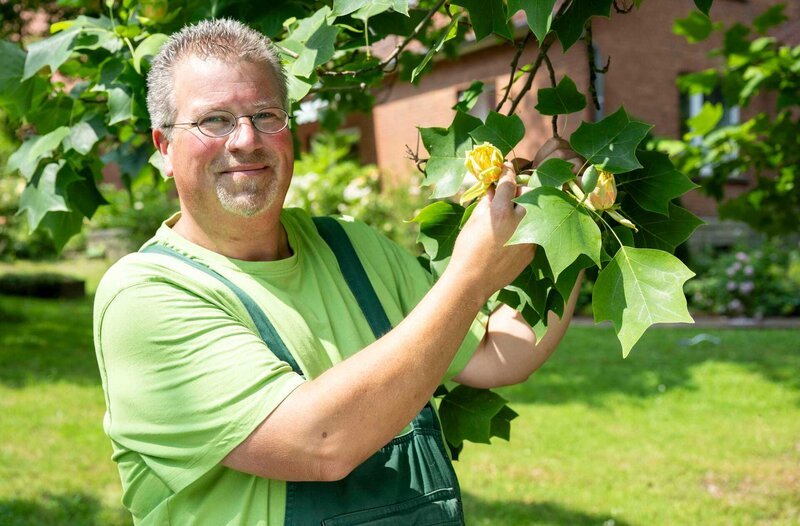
[253,109,281,122]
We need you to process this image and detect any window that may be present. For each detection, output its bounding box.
[679,85,741,178]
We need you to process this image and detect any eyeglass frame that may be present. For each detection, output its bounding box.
[162,107,291,138]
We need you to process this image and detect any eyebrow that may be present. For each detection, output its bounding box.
[192,99,282,115]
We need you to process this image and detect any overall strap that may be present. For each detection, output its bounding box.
[140,244,304,376]
[312,216,392,339]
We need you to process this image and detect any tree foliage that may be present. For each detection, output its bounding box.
[1,0,718,453]
[666,3,799,237]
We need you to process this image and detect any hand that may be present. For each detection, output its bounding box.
[447,164,535,303]
[532,137,583,172]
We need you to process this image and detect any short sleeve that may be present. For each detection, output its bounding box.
[95,280,305,493]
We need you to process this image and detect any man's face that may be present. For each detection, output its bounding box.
[156,55,293,220]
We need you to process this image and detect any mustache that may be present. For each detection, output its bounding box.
[211,153,276,172]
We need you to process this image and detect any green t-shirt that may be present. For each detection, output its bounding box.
[93,208,486,525]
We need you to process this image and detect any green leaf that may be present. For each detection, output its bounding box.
[0,40,37,120]
[38,209,85,253]
[18,162,71,231]
[676,69,717,95]
[593,247,695,357]
[468,111,525,157]
[569,107,652,174]
[352,0,409,21]
[439,385,512,447]
[510,186,602,279]
[535,75,586,116]
[673,11,714,44]
[489,405,519,442]
[332,0,408,18]
[528,158,575,189]
[552,0,612,52]
[411,14,460,82]
[498,264,549,322]
[453,81,484,112]
[686,102,723,137]
[107,86,134,125]
[281,7,340,78]
[615,150,698,215]
[753,4,787,34]
[411,201,464,261]
[23,26,81,80]
[451,0,512,41]
[132,33,168,73]
[6,127,70,180]
[626,200,705,253]
[419,111,482,198]
[693,0,712,16]
[554,254,593,305]
[507,0,557,42]
[65,117,106,155]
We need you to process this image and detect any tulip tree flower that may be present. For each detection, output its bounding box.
[460,142,505,205]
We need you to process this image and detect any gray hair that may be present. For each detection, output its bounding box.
[146,18,288,138]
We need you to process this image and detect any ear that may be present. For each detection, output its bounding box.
[152,129,175,178]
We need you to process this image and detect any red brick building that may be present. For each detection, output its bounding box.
[300,0,797,248]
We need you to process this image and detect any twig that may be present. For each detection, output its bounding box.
[405,139,428,175]
[542,52,559,137]
[507,34,556,115]
[318,0,447,77]
[495,31,533,112]
[585,21,611,113]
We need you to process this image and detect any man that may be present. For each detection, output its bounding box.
[93,18,582,525]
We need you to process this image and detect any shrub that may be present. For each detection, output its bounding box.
[686,239,800,317]
[0,272,85,299]
[286,132,428,254]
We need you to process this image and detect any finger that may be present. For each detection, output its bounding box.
[533,137,571,165]
[493,167,517,204]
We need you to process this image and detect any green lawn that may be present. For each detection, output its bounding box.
[1,261,798,525]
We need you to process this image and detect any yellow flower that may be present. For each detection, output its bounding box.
[460,142,505,205]
[587,169,617,211]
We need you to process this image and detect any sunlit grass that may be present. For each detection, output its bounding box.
[1,275,798,525]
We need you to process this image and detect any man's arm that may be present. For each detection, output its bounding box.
[222,170,534,482]
[453,137,585,388]
[453,271,583,389]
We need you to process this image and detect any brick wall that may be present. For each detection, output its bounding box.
[349,0,795,231]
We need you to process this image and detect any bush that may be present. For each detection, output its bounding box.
[0,272,85,299]
[686,239,800,318]
[88,178,180,256]
[286,132,428,254]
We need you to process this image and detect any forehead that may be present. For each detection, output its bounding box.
[173,55,282,115]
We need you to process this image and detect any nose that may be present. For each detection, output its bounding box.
[225,116,260,152]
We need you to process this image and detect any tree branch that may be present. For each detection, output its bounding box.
[495,30,533,112]
[542,52,559,138]
[507,34,556,115]
[318,0,447,77]
[585,21,612,113]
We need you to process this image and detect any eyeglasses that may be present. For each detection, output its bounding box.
[163,107,290,138]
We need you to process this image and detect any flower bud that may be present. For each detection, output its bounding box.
[587,169,617,211]
[465,142,504,185]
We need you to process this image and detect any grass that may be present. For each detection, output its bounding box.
[1,258,798,525]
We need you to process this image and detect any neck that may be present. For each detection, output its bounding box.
[172,206,292,262]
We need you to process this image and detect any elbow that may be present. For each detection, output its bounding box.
[308,437,364,482]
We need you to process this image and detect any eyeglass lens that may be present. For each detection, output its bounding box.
[197,109,288,137]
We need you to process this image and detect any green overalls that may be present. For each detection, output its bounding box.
[143,217,465,525]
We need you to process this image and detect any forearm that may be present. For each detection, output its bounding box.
[224,267,489,481]
[455,271,583,388]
